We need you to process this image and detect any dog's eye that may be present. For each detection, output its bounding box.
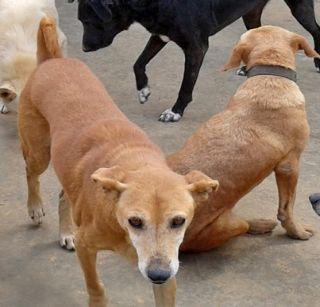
[170,216,186,229]
[128,217,144,229]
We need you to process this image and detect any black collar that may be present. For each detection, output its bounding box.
[237,65,297,83]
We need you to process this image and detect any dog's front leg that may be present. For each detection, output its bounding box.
[76,240,107,307]
[275,155,313,240]
[159,42,208,122]
[58,190,75,250]
[133,35,167,104]
[152,277,176,307]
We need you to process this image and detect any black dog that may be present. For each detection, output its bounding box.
[71,0,320,122]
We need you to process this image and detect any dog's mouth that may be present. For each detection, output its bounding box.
[151,280,166,285]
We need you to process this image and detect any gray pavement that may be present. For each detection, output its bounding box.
[1,1,320,306]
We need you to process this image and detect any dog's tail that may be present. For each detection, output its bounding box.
[37,16,62,64]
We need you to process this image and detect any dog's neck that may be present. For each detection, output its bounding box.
[246,47,296,71]
[233,74,305,110]
[239,65,297,83]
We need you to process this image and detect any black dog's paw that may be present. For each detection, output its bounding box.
[236,66,247,76]
[158,109,182,122]
[138,86,151,104]
[314,58,320,73]
[309,193,320,216]
[0,102,8,114]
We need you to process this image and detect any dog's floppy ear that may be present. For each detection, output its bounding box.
[221,42,250,71]
[291,34,320,58]
[91,166,128,193]
[89,0,113,22]
[185,170,219,202]
[0,83,17,102]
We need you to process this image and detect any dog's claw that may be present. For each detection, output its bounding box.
[138,86,151,104]
[159,109,182,122]
[59,234,75,251]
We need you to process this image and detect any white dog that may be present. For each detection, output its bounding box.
[0,0,67,114]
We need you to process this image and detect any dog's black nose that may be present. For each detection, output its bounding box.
[147,268,171,284]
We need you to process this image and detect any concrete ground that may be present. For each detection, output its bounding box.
[1,1,320,306]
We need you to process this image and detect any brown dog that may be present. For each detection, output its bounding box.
[168,26,320,252]
[18,18,218,307]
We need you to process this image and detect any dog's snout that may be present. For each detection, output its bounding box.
[147,268,171,284]
[146,258,171,284]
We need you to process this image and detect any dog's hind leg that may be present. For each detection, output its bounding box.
[159,41,209,122]
[247,219,278,234]
[153,277,176,307]
[284,0,320,72]
[275,153,314,240]
[133,35,167,104]
[180,210,249,252]
[18,96,50,225]
[58,190,75,250]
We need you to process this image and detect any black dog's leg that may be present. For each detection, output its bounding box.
[159,42,208,122]
[242,4,266,29]
[284,0,320,72]
[133,35,167,104]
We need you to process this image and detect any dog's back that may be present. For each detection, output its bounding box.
[25,17,126,135]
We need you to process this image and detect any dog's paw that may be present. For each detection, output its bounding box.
[0,102,8,114]
[138,86,151,104]
[286,223,314,240]
[28,205,45,225]
[59,233,75,251]
[314,58,320,73]
[236,66,247,76]
[159,109,182,122]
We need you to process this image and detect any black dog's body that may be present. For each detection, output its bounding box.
[74,0,320,122]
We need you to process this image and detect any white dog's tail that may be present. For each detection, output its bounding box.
[37,16,62,64]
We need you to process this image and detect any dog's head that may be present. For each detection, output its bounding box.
[222,26,320,71]
[91,165,218,284]
[72,0,133,52]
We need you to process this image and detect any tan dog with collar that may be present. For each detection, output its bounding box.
[168,26,320,252]
[18,18,218,307]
